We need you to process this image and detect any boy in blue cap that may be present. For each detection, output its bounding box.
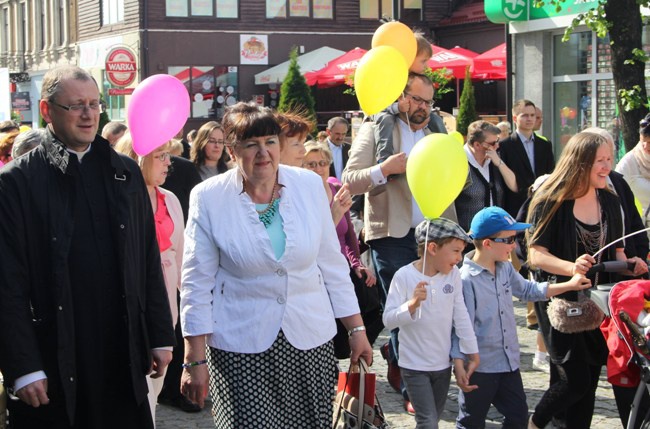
[452,206,591,429]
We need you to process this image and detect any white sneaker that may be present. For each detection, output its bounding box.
[532,358,550,374]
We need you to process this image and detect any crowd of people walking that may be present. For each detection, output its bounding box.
[1,62,650,429]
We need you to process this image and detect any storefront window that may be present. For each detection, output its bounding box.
[552,30,618,158]
[168,66,238,120]
[102,72,126,120]
[553,31,591,76]
[553,81,590,150]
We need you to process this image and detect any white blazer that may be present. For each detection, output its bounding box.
[180,165,359,353]
[157,187,184,327]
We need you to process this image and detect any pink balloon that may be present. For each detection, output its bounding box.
[127,74,190,156]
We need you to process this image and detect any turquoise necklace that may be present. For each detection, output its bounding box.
[258,198,280,228]
[246,180,279,228]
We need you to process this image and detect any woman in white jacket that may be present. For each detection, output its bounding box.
[114,134,184,425]
[180,102,373,429]
[616,114,650,222]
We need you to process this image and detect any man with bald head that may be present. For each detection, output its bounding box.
[0,65,174,428]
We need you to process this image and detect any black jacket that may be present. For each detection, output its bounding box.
[0,130,174,423]
[499,132,555,217]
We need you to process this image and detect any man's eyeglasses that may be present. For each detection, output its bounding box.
[404,92,435,108]
[303,160,330,169]
[489,236,516,245]
[50,101,105,114]
[153,152,171,162]
[207,139,225,146]
[483,138,500,148]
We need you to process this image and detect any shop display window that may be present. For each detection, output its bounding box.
[168,66,238,120]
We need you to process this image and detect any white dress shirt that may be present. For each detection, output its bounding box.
[516,130,536,175]
[328,139,344,181]
[180,165,359,353]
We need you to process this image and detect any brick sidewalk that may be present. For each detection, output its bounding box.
[156,299,624,428]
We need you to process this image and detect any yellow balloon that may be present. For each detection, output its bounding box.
[372,22,417,66]
[355,46,408,116]
[406,133,468,219]
[635,197,643,217]
[449,131,465,145]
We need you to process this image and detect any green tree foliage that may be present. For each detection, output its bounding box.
[456,66,477,136]
[278,47,316,120]
[535,0,649,151]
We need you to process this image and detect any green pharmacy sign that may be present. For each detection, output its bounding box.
[485,0,599,24]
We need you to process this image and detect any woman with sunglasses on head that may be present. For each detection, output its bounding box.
[302,141,382,357]
[454,120,518,234]
[526,131,648,429]
[113,134,184,425]
[190,121,230,181]
[616,113,650,234]
[180,102,373,429]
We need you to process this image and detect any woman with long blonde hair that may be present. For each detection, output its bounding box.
[526,131,647,429]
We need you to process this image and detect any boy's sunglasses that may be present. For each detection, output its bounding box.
[489,236,516,244]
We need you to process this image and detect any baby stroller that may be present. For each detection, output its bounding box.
[590,262,650,429]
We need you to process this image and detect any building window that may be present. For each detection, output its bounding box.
[165,0,238,17]
[168,66,238,119]
[360,0,394,20]
[266,0,333,18]
[552,31,615,156]
[102,0,124,25]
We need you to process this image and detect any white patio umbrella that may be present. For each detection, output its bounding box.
[254,46,345,85]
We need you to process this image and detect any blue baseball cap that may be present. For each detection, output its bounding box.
[469,206,531,240]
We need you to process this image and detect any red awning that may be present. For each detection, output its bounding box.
[305,47,368,87]
[428,44,473,79]
[473,43,506,80]
[450,46,479,58]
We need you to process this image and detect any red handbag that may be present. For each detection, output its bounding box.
[332,359,387,429]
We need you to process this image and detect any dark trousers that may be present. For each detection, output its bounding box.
[613,384,650,429]
[531,360,601,429]
[7,386,152,429]
[368,229,418,308]
[456,370,528,429]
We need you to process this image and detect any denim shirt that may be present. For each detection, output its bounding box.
[451,253,548,373]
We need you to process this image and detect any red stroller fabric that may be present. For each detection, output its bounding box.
[600,279,650,387]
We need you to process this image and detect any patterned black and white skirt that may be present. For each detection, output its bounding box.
[207,330,338,428]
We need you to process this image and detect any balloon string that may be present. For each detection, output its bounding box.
[402,91,411,130]
[592,227,650,259]
[417,218,430,320]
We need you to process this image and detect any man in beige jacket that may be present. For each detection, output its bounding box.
[343,73,456,412]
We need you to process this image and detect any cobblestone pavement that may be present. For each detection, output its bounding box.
[157,300,624,428]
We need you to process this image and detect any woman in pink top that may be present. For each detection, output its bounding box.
[114,134,184,425]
